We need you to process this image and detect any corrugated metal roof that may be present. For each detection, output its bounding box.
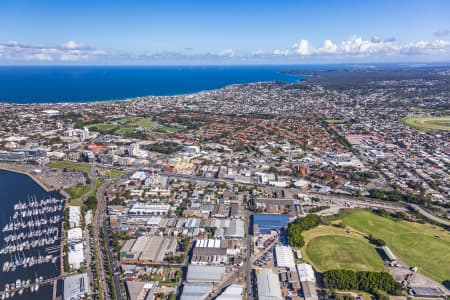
[382,246,397,261]
[64,273,90,300]
[275,246,296,269]
[297,263,316,282]
[216,284,243,300]
[186,264,226,282]
[301,280,318,300]
[256,268,282,300]
[228,219,245,238]
[180,283,213,300]
[253,214,289,234]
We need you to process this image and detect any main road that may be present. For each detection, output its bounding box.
[162,172,407,213]
[92,164,124,300]
[90,164,109,300]
[409,204,450,227]
[244,208,254,300]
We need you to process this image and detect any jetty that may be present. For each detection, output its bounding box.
[0,275,63,299]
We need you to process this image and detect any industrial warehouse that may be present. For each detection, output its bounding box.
[120,236,177,264]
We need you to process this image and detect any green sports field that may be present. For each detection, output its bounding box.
[342,210,450,283]
[305,235,384,272]
[299,210,450,284]
[87,116,178,136]
[47,160,91,173]
[401,116,450,131]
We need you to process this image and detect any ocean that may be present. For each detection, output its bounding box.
[0,170,64,300]
[0,65,307,103]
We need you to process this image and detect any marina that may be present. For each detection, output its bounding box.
[0,170,65,300]
[1,196,63,273]
[0,275,62,300]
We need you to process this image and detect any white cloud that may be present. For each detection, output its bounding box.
[0,40,103,62]
[401,39,450,54]
[92,50,107,55]
[371,35,381,43]
[292,39,310,55]
[24,53,53,61]
[60,53,89,61]
[251,49,265,56]
[318,39,337,54]
[1,35,449,64]
[272,49,290,56]
[5,40,20,47]
[59,40,89,50]
[218,49,234,57]
[282,35,450,57]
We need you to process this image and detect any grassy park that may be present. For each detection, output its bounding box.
[87,116,178,136]
[47,160,90,173]
[299,210,450,284]
[65,183,90,206]
[305,235,384,272]
[106,169,126,178]
[401,116,450,131]
[341,210,450,283]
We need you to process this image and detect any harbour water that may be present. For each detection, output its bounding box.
[0,170,64,300]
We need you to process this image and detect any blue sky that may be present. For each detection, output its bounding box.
[1,0,450,64]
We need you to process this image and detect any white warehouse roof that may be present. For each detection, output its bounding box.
[227,219,245,238]
[68,206,81,228]
[256,269,282,300]
[130,171,147,181]
[67,227,83,242]
[275,246,296,269]
[180,283,212,300]
[186,265,225,282]
[68,242,85,270]
[297,263,316,282]
[64,273,89,300]
[216,284,243,300]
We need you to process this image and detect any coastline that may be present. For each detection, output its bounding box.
[0,79,300,105]
[0,163,50,192]
[0,65,305,104]
[0,163,71,199]
[0,163,67,299]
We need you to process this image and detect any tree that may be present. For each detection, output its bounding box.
[368,234,386,246]
[144,141,181,154]
[287,223,305,247]
[374,290,389,300]
[287,214,321,247]
[294,214,321,231]
[323,269,400,295]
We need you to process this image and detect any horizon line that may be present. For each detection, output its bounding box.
[1,61,450,67]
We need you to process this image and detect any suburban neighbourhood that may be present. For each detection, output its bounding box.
[0,67,449,300]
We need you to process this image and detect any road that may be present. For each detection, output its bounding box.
[245,191,254,300]
[161,172,233,185]
[163,173,403,209]
[91,163,124,300]
[145,171,449,299]
[409,204,450,227]
[94,173,125,300]
[102,216,124,300]
[208,208,256,300]
[206,268,242,300]
[90,164,109,300]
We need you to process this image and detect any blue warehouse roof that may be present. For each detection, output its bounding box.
[253,214,289,234]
